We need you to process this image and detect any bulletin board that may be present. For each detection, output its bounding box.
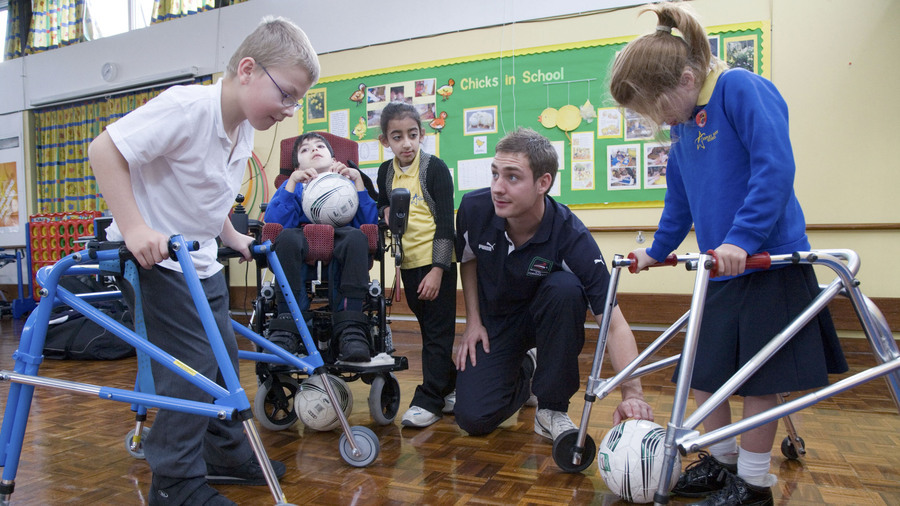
[302,22,769,209]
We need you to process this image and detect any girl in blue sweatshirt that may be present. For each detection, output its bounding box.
[610,4,846,505]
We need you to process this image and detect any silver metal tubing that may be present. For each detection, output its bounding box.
[654,253,714,505]
[572,256,625,459]
[319,373,360,457]
[243,419,288,504]
[0,371,102,396]
[678,356,900,453]
[590,312,688,400]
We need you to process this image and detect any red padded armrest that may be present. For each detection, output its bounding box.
[360,224,378,255]
[261,222,284,243]
[302,224,334,264]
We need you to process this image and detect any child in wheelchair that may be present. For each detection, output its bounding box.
[264,132,378,362]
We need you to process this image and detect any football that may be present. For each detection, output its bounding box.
[295,374,353,431]
[597,419,680,504]
[301,172,359,227]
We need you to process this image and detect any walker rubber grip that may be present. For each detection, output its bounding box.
[627,252,678,273]
[706,250,771,277]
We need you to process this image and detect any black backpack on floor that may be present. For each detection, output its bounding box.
[42,276,136,361]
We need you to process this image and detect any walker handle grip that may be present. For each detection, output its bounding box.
[627,252,678,273]
[706,250,771,277]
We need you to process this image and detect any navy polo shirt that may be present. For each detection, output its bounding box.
[456,188,611,317]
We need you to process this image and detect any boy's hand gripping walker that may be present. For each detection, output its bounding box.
[550,249,900,506]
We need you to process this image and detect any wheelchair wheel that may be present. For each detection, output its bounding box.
[367,373,400,425]
[253,376,300,431]
[339,426,380,467]
[124,426,151,459]
[552,428,596,473]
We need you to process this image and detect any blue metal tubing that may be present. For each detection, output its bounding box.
[232,239,326,374]
[1,253,85,480]
[257,241,326,371]
[233,323,318,373]
[53,280,231,403]
[2,237,249,484]
[166,236,249,411]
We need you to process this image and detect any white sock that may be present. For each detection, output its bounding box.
[737,447,775,487]
[708,437,738,464]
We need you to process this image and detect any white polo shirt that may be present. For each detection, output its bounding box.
[105,79,254,278]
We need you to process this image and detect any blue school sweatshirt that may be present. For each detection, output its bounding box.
[646,68,810,277]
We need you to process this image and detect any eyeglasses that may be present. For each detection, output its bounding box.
[259,63,302,111]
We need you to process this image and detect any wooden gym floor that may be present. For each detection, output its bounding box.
[0,317,899,505]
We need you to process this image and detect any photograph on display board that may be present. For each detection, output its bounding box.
[416,79,436,97]
[644,143,670,189]
[416,102,436,121]
[367,85,386,104]
[708,35,720,58]
[607,144,640,190]
[597,107,623,139]
[624,109,654,141]
[306,88,326,123]
[463,106,497,136]
[726,35,757,73]
[572,162,595,191]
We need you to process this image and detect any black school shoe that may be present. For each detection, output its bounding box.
[690,474,774,506]
[206,457,287,486]
[150,476,236,506]
[338,330,370,362]
[672,451,738,497]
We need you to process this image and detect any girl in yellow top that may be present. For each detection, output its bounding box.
[377,102,457,428]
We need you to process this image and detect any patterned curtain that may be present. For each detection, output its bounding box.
[25,0,86,55]
[3,0,27,60]
[33,76,213,214]
[151,0,216,24]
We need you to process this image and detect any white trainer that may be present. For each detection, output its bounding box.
[534,408,577,441]
[401,406,441,428]
[442,390,456,414]
[525,348,538,407]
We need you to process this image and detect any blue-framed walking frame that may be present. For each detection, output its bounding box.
[0,235,380,506]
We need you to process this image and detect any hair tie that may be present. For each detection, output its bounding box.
[656,25,672,33]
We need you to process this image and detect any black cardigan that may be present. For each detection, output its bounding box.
[377,151,455,271]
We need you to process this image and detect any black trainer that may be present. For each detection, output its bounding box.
[672,451,738,497]
[266,314,303,355]
[206,457,286,486]
[150,476,236,506]
[332,311,371,362]
[691,474,774,506]
[338,330,370,362]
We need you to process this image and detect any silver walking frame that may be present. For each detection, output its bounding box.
[550,249,900,506]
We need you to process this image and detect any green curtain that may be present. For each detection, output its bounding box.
[151,0,216,24]
[25,0,86,55]
[33,76,213,214]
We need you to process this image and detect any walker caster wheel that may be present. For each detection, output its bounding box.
[124,426,151,459]
[552,428,596,472]
[339,426,380,467]
[367,373,400,425]
[781,435,805,460]
[254,376,300,431]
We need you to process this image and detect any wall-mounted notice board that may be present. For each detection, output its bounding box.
[302,22,769,209]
